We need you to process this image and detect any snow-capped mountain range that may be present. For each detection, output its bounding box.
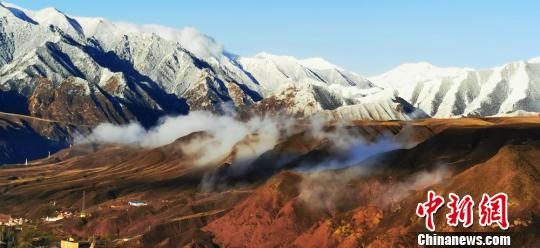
[0,2,538,127]
[371,59,540,117]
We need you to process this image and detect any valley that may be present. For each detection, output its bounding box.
[0,2,539,247]
[0,116,538,247]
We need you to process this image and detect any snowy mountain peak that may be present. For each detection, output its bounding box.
[36,6,62,14]
[2,2,66,19]
[239,52,374,96]
[394,61,437,71]
[0,2,223,59]
[299,57,343,71]
[369,61,471,89]
[384,61,468,78]
[1,2,84,37]
[252,53,342,71]
[252,52,297,61]
[370,58,540,118]
[33,7,68,23]
[527,56,540,64]
[0,1,537,122]
[0,2,33,21]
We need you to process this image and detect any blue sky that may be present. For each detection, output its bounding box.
[7,0,540,76]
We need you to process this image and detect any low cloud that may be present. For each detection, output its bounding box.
[77,111,295,167]
[116,23,224,59]
[299,165,452,211]
[376,165,451,206]
[78,110,408,194]
[297,136,399,171]
[298,167,366,212]
[299,116,401,171]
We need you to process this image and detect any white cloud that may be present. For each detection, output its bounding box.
[76,111,292,167]
[77,110,404,173]
[114,23,224,59]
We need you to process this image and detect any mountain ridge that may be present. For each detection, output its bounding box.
[2,1,538,123]
[370,58,540,117]
[0,1,418,126]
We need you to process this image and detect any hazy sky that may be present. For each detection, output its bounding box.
[6,0,540,76]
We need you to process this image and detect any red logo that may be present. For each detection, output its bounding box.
[478,193,509,230]
[416,190,445,231]
[446,193,474,228]
[416,191,509,231]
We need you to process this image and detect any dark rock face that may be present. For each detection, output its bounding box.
[0,89,28,115]
[0,112,89,164]
[28,77,132,126]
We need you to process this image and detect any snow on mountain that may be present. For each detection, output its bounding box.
[528,56,540,64]
[250,81,425,122]
[238,52,375,96]
[298,57,343,70]
[0,1,462,124]
[253,83,350,117]
[370,62,470,89]
[0,2,265,120]
[324,90,429,121]
[235,52,405,118]
[370,60,540,117]
[30,7,85,37]
[0,2,224,60]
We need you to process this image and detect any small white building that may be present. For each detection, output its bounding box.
[3,217,27,226]
[44,211,73,222]
[128,201,148,207]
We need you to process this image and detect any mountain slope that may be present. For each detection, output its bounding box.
[370,59,540,118]
[237,53,376,96]
[0,111,88,164]
[0,2,263,125]
[250,84,428,120]
[0,2,432,165]
[203,119,540,247]
[3,1,539,166]
[0,2,425,127]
